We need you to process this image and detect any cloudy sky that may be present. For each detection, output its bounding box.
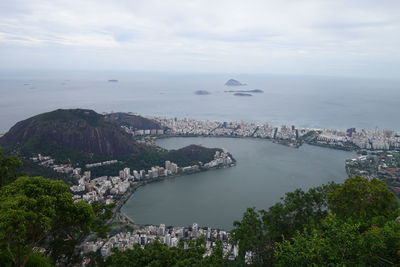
[1,0,399,77]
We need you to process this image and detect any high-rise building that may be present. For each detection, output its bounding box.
[192,223,198,232]
[133,170,140,180]
[165,160,171,170]
[123,168,130,178]
[158,224,166,236]
[84,171,91,179]
[170,163,178,174]
[151,167,159,178]
[165,234,171,246]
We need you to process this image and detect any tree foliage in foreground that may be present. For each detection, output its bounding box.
[274,213,400,266]
[0,176,95,267]
[328,176,398,223]
[99,238,228,267]
[232,176,400,266]
[0,147,22,187]
[231,182,338,265]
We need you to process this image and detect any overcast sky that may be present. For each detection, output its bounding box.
[1,0,399,77]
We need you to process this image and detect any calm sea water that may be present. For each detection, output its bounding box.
[121,137,355,230]
[1,71,399,132]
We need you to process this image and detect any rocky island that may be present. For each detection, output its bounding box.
[234,92,252,96]
[194,90,211,95]
[225,79,246,86]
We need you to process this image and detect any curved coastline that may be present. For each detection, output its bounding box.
[150,133,353,152]
[118,132,358,227]
[115,160,235,226]
[120,135,353,230]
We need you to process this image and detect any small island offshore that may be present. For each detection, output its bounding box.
[194,90,211,95]
[0,109,400,266]
[224,79,264,96]
[233,92,252,96]
[225,78,246,86]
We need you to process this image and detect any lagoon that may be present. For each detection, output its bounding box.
[121,137,355,230]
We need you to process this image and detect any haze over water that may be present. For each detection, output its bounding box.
[122,137,355,230]
[1,71,400,132]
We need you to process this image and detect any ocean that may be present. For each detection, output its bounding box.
[1,70,399,132]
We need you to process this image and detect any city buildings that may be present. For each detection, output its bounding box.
[83,223,237,259]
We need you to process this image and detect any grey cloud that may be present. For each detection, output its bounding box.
[0,0,399,78]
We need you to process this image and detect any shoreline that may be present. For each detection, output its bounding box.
[112,161,236,229]
[117,134,368,230]
[149,133,364,153]
[148,115,400,151]
[114,134,358,231]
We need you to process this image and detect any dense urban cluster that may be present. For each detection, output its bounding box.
[346,150,400,195]
[31,150,234,204]
[121,125,165,136]
[83,223,237,259]
[148,116,400,150]
[85,160,119,169]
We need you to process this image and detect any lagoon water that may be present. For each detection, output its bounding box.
[121,137,355,230]
[1,71,400,132]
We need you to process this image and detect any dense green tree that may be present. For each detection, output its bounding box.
[274,177,400,266]
[0,176,95,266]
[231,207,265,265]
[328,176,399,223]
[274,214,400,266]
[101,238,228,267]
[0,147,22,187]
[91,203,115,239]
[262,182,338,241]
[25,253,53,267]
[231,183,338,266]
[201,240,228,267]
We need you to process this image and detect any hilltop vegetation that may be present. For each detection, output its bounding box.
[0,109,143,158]
[104,112,163,130]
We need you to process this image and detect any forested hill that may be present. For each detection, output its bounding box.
[0,109,222,177]
[0,109,143,158]
[104,112,164,130]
